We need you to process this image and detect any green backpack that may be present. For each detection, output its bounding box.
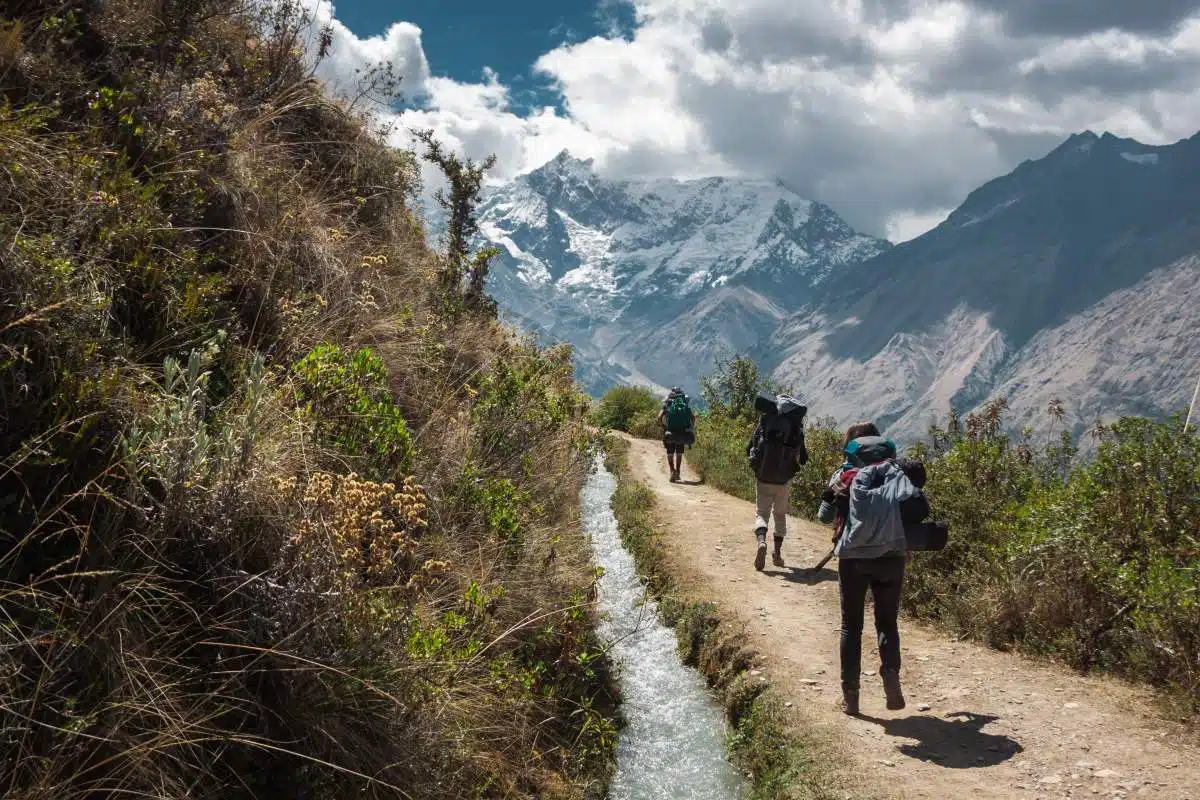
[665,394,692,431]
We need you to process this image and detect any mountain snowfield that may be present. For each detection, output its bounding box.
[447,131,1198,444]
[471,151,890,394]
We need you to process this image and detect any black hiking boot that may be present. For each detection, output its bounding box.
[754,529,767,571]
[842,685,860,716]
[772,537,785,567]
[882,669,906,711]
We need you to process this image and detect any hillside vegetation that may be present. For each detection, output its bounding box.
[588,385,660,438]
[0,1,617,797]
[630,358,1200,717]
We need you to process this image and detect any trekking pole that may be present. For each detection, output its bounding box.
[810,548,835,573]
[1186,371,1200,434]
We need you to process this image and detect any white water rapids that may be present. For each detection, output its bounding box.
[581,459,745,800]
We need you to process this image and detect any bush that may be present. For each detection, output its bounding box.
[590,385,659,433]
[293,343,415,478]
[904,401,1200,716]
[688,412,757,502]
[788,417,845,519]
[699,355,779,420]
[628,409,662,439]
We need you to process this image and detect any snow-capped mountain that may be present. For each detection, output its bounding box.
[473,151,891,394]
[761,130,1200,444]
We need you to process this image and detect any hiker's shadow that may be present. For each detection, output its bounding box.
[677,479,704,486]
[766,566,837,585]
[859,711,1022,769]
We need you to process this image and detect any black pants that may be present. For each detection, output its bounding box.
[838,555,906,688]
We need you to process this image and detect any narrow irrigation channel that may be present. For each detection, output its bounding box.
[582,459,745,800]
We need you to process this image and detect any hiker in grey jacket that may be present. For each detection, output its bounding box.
[827,432,915,716]
[835,460,916,560]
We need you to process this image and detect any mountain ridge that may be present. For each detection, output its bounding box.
[764,129,1200,442]
[471,150,891,394]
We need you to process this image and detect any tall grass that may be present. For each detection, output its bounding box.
[0,1,616,796]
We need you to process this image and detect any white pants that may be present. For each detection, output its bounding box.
[754,481,789,539]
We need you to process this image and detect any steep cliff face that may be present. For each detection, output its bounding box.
[765,131,1200,442]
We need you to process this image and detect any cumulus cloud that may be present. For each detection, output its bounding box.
[313,0,1200,239]
[300,0,430,99]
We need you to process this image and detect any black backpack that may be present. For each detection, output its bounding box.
[893,456,948,551]
[748,394,808,484]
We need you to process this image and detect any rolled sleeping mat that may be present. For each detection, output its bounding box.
[754,392,778,414]
[903,520,949,552]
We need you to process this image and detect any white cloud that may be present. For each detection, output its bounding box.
[886,209,952,243]
[300,1,429,99]
[311,0,1200,240]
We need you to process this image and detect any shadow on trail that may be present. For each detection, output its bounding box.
[764,566,838,585]
[859,712,1023,769]
[676,479,704,486]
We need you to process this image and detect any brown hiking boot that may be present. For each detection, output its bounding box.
[842,685,860,716]
[772,537,785,567]
[754,529,767,571]
[882,670,906,711]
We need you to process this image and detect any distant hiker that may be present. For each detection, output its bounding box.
[658,387,695,483]
[818,424,921,716]
[746,393,808,571]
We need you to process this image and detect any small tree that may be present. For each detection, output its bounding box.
[700,355,780,421]
[591,386,659,433]
[415,129,500,313]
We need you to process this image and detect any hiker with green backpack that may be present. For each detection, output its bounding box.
[658,387,695,483]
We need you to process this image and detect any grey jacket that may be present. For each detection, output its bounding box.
[834,461,916,560]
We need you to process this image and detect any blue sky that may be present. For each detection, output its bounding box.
[326,0,634,114]
[311,0,1200,241]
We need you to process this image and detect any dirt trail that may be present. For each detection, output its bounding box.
[620,435,1199,800]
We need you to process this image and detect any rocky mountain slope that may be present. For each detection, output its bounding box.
[763,131,1200,443]
[469,152,890,394]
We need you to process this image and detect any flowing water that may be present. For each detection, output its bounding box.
[581,460,745,800]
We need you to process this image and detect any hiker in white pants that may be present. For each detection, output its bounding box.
[755,481,790,568]
[746,393,807,571]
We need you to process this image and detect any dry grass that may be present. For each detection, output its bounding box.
[0,0,616,796]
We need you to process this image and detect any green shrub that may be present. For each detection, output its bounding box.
[628,408,662,439]
[293,343,415,478]
[688,411,757,502]
[454,463,535,545]
[699,355,779,420]
[905,402,1200,715]
[788,417,845,520]
[590,385,659,433]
